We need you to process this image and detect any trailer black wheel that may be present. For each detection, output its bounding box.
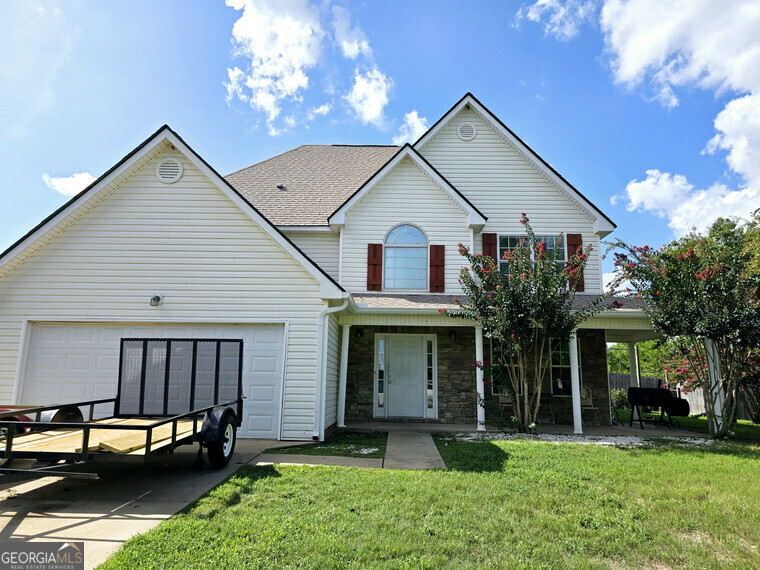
[207,413,236,469]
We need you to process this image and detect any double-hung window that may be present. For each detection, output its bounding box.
[498,234,565,274]
[550,338,580,396]
[384,224,428,289]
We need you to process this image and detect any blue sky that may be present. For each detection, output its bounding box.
[2,1,759,285]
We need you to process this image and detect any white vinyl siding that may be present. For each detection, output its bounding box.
[283,231,339,281]
[419,108,603,293]
[341,157,470,293]
[0,149,326,440]
[324,314,341,429]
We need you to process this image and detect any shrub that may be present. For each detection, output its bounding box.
[610,388,629,410]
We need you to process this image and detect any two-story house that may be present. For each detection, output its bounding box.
[0,93,657,441]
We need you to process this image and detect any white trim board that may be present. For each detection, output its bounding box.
[328,145,487,229]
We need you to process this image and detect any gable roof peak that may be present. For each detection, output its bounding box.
[413,92,616,234]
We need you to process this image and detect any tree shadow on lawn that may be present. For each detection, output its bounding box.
[434,437,510,472]
[187,464,281,519]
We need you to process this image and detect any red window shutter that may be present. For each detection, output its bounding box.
[430,245,445,292]
[566,233,585,292]
[482,233,497,261]
[367,244,383,291]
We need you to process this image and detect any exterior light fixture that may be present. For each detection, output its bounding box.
[355,328,363,339]
[276,183,286,190]
[449,329,456,340]
[150,295,162,307]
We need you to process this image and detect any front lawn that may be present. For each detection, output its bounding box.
[101,436,760,568]
[266,431,387,458]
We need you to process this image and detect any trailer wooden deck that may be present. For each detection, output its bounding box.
[6,417,197,456]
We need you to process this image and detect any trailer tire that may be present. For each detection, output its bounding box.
[207,413,236,469]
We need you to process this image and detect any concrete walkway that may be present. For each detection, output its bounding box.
[383,431,447,470]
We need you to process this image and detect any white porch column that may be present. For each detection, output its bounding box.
[475,325,486,431]
[337,324,351,428]
[628,342,640,421]
[570,331,582,434]
[704,338,725,432]
[627,342,639,387]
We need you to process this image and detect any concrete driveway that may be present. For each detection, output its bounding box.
[0,439,294,569]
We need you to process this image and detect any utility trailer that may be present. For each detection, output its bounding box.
[0,338,244,480]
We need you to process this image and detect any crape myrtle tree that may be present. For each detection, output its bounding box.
[608,216,760,437]
[442,214,612,432]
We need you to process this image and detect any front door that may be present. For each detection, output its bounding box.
[386,335,425,417]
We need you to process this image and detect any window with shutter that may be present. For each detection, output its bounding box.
[566,233,585,292]
[482,233,497,261]
[429,245,445,292]
[367,243,383,291]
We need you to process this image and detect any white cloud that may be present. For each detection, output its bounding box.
[42,172,95,197]
[600,0,760,100]
[616,169,759,236]
[0,3,75,143]
[705,93,760,188]
[224,1,393,134]
[516,0,596,40]
[331,5,371,59]
[392,111,429,145]
[344,67,392,127]
[306,103,331,121]
[224,0,325,135]
[603,269,631,293]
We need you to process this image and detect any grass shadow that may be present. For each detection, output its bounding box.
[433,434,510,472]
[186,464,281,519]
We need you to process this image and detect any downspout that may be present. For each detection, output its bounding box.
[313,298,349,441]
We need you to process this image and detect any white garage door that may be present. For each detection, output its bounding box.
[20,323,286,439]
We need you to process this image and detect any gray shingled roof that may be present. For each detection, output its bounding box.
[225,145,400,226]
[353,294,643,312]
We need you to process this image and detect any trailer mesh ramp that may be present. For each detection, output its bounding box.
[117,338,243,417]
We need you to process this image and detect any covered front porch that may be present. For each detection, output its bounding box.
[332,295,659,435]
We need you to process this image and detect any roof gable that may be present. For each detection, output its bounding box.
[415,93,616,236]
[0,126,346,299]
[328,144,487,228]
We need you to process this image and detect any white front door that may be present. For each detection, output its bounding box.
[386,335,425,417]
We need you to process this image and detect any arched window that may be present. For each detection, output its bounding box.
[384,224,427,289]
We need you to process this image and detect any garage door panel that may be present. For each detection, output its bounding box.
[21,323,285,439]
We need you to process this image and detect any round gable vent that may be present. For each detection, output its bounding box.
[457,122,477,141]
[156,158,183,184]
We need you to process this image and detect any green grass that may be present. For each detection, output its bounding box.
[265,431,387,459]
[615,408,760,441]
[101,436,760,569]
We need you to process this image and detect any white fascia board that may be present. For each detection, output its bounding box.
[328,145,486,228]
[593,218,615,238]
[416,94,614,234]
[0,130,171,276]
[278,225,335,232]
[163,131,347,301]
